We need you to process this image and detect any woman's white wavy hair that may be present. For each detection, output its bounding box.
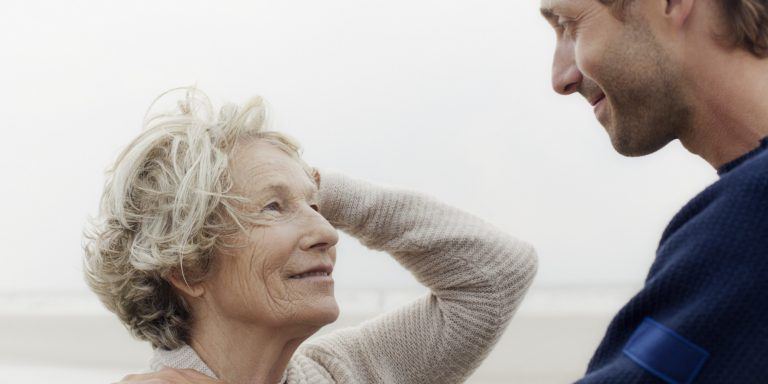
[83,87,301,350]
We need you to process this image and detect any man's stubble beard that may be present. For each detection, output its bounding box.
[599,20,692,157]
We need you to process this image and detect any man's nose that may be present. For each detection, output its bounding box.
[299,206,339,252]
[552,39,582,95]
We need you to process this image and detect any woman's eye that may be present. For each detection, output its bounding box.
[262,201,281,212]
[310,204,320,212]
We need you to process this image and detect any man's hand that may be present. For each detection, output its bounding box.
[114,368,226,384]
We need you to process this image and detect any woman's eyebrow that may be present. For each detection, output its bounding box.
[255,182,290,195]
[305,185,319,201]
[252,181,319,202]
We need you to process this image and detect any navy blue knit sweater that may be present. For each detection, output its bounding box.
[578,137,768,384]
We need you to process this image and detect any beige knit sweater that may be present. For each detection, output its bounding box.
[150,173,538,383]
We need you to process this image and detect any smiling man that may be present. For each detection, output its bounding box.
[540,0,768,382]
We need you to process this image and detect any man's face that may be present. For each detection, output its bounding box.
[540,0,691,156]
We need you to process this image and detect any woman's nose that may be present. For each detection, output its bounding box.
[299,206,339,252]
[552,39,582,95]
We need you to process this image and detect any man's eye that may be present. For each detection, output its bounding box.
[556,18,574,34]
[262,201,282,212]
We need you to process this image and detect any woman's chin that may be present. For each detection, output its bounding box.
[291,285,340,325]
[285,295,340,331]
[310,297,340,326]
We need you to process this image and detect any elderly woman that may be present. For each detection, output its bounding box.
[84,88,537,384]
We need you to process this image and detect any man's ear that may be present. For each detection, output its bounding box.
[665,0,695,29]
[168,269,205,298]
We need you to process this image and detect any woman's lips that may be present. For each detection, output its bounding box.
[288,271,334,286]
[289,264,334,279]
[289,271,332,279]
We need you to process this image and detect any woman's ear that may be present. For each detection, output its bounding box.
[168,270,205,298]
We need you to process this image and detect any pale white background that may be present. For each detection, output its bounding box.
[0,0,717,382]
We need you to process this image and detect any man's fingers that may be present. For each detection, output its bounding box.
[115,370,181,383]
[175,368,222,381]
[115,368,225,383]
[115,372,153,382]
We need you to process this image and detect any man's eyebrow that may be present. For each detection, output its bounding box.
[540,7,557,22]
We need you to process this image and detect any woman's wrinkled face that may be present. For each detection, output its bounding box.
[202,139,339,331]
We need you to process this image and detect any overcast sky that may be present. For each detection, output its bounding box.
[0,0,717,294]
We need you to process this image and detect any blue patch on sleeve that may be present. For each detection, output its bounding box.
[623,317,709,384]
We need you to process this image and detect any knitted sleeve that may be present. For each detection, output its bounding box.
[298,172,538,384]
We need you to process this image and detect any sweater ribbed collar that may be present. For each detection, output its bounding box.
[717,136,768,175]
[151,345,288,384]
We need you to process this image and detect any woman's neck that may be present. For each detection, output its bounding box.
[189,314,314,384]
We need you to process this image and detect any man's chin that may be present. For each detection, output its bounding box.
[609,131,674,157]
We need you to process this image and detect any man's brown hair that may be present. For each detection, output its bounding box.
[600,0,768,57]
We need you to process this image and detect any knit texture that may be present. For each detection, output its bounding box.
[579,137,768,383]
[151,172,538,383]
